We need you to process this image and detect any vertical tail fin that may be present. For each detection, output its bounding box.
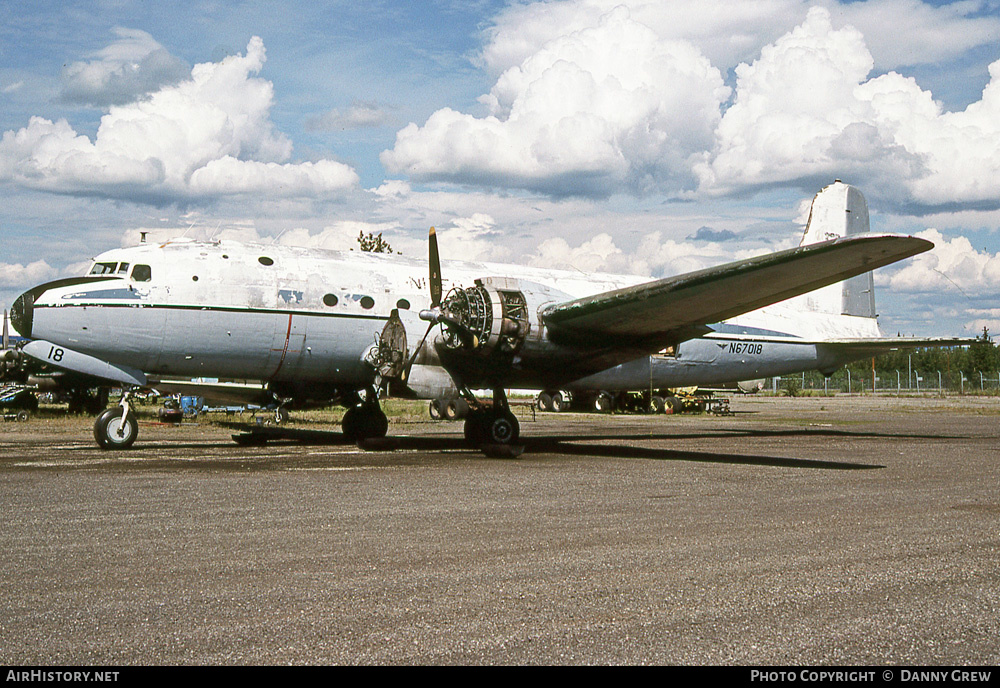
[799,180,876,318]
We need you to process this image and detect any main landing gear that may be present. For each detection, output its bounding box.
[340,390,389,442]
[461,388,521,450]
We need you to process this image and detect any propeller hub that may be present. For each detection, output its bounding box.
[419,308,440,323]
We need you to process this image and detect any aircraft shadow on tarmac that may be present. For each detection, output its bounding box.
[207,421,968,470]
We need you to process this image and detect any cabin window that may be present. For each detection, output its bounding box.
[192,276,199,281]
[323,294,339,307]
[89,262,118,275]
[132,264,152,282]
[360,296,375,310]
[396,299,410,310]
[258,256,274,266]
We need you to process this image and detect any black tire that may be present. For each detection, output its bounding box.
[485,411,519,445]
[94,408,138,450]
[445,398,469,420]
[463,410,486,447]
[342,405,362,440]
[594,393,613,413]
[274,407,290,424]
[158,407,183,424]
[551,392,566,413]
[651,396,665,414]
[665,396,683,414]
[429,399,443,419]
[342,405,388,441]
[16,410,29,422]
[537,392,553,412]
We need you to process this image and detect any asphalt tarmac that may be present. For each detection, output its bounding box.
[1,396,998,665]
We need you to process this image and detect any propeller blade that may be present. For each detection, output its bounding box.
[429,226,442,309]
[401,320,436,381]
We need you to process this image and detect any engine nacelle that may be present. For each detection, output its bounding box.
[439,277,531,357]
[420,275,579,390]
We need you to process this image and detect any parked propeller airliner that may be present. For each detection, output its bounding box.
[8,182,959,451]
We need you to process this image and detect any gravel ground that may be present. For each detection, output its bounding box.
[0,395,997,665]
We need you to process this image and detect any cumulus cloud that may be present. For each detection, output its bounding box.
[0,37,358,204]
[526,229,759,278]
[834,0,1000,71]
[382,7,729,197]
[693,7,922,196]
[481,0,1000,77]
[694,6,1000,208]
[0,260,58,288]
[61,28,190,106]
[384,2,1000,208]
[425,214,510,263]
[276,220,401,253]
[481,0,798,76]
[881,228,1000,295]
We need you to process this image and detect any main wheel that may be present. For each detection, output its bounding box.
[445,398,469,420]
[537,392,553,412]
[429,399,443,419]
[594,392,613,413]
[342,405,389,441]
[550,391,566,412]
[94,408,138,450]
[485,411,519,445]
[463,410,486,447]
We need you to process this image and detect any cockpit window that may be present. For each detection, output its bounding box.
[117,262,129,274]
[131,264,152,282]
[89,262,118,275]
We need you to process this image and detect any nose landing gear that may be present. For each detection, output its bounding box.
[94,392,138,449]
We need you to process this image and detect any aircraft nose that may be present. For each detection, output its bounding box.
[9,289,34,339]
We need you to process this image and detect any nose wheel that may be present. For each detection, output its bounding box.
[94,395,138,449]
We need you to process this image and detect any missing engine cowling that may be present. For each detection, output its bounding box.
[440,279,529,356]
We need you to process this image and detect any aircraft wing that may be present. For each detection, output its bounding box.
[541,234,932,349]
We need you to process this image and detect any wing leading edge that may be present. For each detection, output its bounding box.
[541,234,933,348]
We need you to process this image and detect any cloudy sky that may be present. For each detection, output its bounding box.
[2,0,1000,337]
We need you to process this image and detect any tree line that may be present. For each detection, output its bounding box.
[844,328,995,379]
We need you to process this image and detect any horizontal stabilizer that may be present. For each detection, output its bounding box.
[818,336,975,354]
[541,234,932,347]
[22,340,148,387]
